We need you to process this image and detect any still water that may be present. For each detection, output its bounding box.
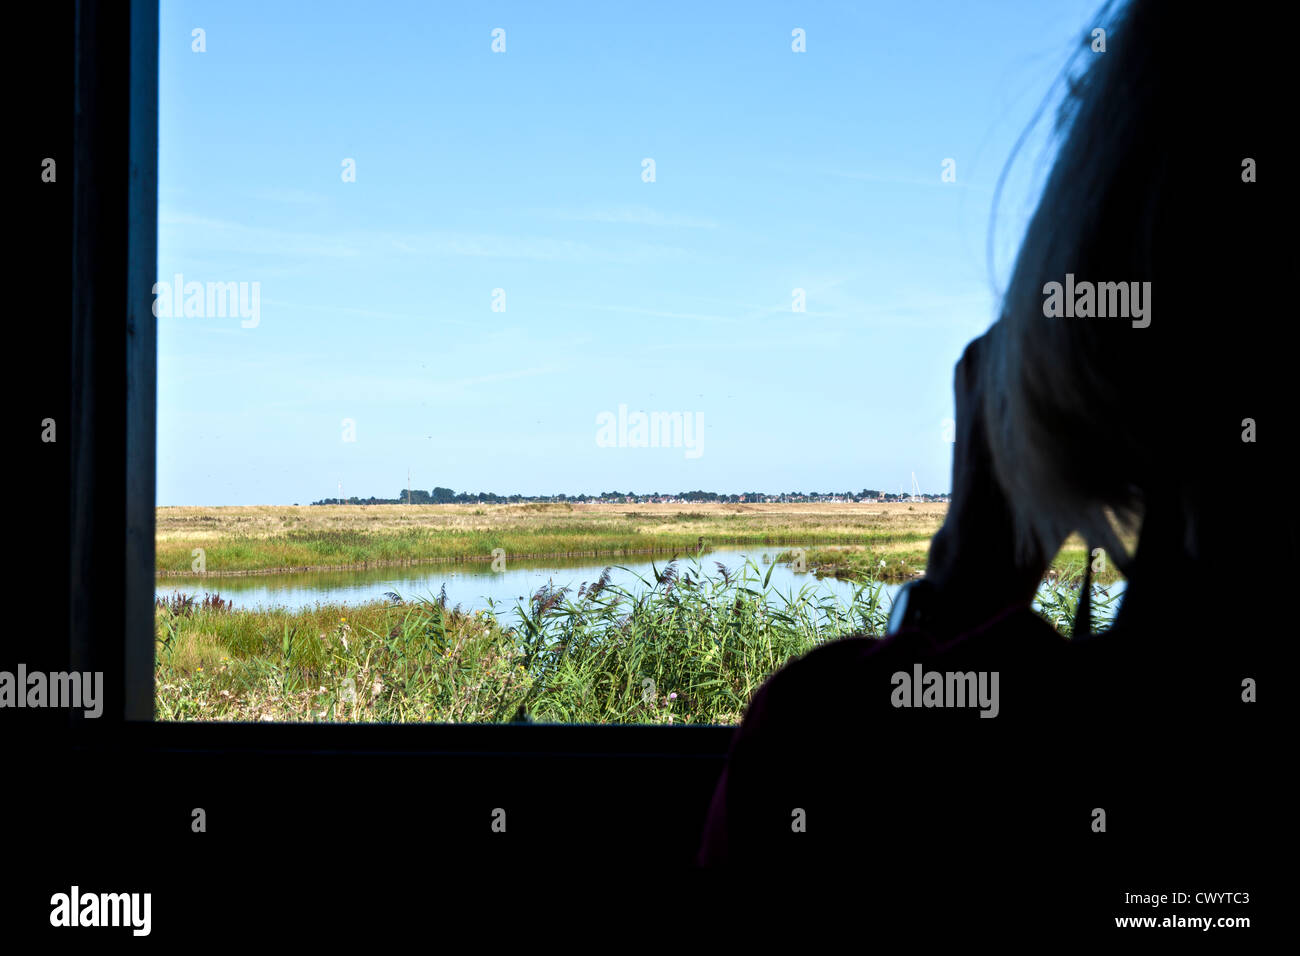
[156,545,1126,620]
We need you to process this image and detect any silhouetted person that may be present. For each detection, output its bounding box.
[698,0,1280,868]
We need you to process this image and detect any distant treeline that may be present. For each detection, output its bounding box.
[313,487,510,505]
[310,487,949,505]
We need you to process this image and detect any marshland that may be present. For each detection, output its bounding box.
[156,500,953,576]
[155,502,1125,723]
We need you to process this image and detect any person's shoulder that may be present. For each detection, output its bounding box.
[741,607,1067,733]
[1068,620,1261,726]
[759,606,1067,694]
[735,635,881,736]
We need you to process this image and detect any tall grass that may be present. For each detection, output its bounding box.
[155,552,1123,723]
[793,545,1126,586]
[155,556,890,724]
[1033,564,1122,637]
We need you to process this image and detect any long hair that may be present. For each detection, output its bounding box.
[982,0,1270,573]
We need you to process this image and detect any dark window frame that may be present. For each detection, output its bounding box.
[72,0,737,762]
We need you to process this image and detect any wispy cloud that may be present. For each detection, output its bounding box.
[438,366,562,390]
[159,210,361,258]
[162,210,686,265]
[246,187,330,206]
[539,205,720,229]
[550,277,867,328]
[385,231,687,265]
[259,298,469,326]
[216,364,567,409]
[589,304,741,325]
[825,169,994,192]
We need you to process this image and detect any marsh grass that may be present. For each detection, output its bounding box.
[155,555,891,724]
[155,556,1126,723]
[154,504,1135,722]
[795,544,1126,585]
[1034,563,1123,637]
[781,546,931,583]
[156,502,949,575]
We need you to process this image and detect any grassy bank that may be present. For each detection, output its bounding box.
[789,545,1126,585]
[156,502,948,576]
[156,556,1115,724]
[156,556,892,723]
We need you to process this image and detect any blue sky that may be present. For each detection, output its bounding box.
[157,0,1103,505]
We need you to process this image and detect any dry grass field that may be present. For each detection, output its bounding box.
[156,501,955,576]
[157,500,950,542]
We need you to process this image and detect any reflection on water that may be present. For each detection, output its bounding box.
[156,545,1126,623]
[156,547,869,612]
